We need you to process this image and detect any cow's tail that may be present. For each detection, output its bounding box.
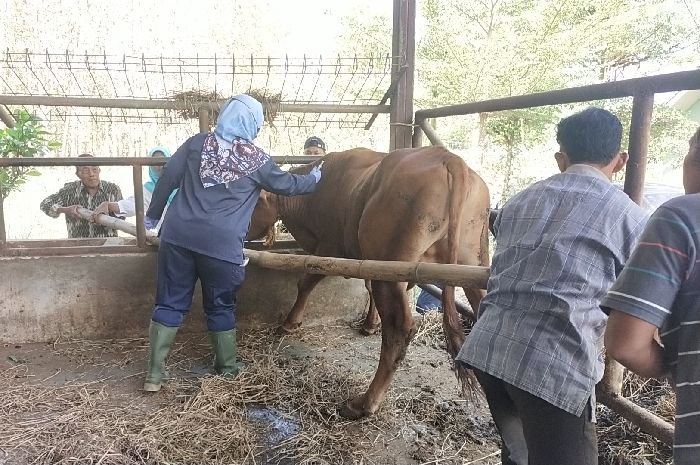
[442,157,480,400]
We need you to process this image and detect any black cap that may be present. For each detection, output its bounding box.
[303,136,326,151]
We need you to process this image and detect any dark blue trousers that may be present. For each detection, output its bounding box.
[152,240,246,332]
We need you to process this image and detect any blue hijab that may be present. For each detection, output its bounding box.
[215,94,264,143]
[144,146,177,204]
[199,94,270,188]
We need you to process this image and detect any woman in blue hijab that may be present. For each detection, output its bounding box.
[91,146,175,231]
[142,94,322,392]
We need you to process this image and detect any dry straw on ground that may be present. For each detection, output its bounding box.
[1,325,674,465]
[597,372,675,465]
[0,328,497,465]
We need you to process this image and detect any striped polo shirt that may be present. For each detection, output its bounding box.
[601,193,700,465]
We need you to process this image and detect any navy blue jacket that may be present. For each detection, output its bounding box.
[147,133,317,264]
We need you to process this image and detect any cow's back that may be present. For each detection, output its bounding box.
[358,147,489,264]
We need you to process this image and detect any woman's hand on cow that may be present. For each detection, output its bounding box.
[91,201,118,222]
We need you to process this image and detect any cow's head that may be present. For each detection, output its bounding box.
[247,190,279,242]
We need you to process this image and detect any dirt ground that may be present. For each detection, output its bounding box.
[0,311,674,465]
[0,315,501,465]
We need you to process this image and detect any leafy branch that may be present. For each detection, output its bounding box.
[0,110,61,200]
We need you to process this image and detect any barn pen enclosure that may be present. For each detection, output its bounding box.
[1,0,700,464]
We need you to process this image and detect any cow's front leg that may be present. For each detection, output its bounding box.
[340,280,416,419]
[360,280,380,335]
[279,273,326,334]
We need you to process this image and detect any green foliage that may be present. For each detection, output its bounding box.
[0,110,60,200]
[338,0,699,203]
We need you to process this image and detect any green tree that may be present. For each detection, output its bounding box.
[0,110,60,211]
[417,0,698,201]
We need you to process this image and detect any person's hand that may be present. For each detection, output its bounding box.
[59,205,82,220]
[310,164,322,183]
[144,216,159,230]
[91,201,116,222]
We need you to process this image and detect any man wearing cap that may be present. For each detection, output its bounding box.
[303,136,327,156]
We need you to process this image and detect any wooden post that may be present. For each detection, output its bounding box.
[390,0,416,150]
[0,198,6,246]
[132,166,146,248]
[601,92,655,395]
[624,92,654,203]
[198,106,210,133]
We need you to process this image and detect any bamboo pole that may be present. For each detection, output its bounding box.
[596,387,674,445]
[77,206,490,287]
[77,206,675,444]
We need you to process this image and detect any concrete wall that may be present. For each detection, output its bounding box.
[0,252,369,343]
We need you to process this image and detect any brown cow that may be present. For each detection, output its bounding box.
[247,147,490,419]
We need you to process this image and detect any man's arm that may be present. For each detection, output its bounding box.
[601,204,692,380]
[40,185,74,218]
[605,311,669,379]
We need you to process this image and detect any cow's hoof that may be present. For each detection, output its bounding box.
[277,322,302,335]
[359,324,380,336]
[338,396,373,420]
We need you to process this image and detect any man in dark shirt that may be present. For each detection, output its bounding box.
[39,154,123,238]
[142,94,321,392]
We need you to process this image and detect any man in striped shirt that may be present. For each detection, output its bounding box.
[39,154,123,238]
[457,107,647,465]
[603,127,700,465]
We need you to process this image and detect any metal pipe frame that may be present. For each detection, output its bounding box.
[0,155,319,252]
[419,119,444,146]
[0,105,16,128]
[415,69,700,119]
[0,95,391,114]
[2,245,150,257]
[132,165,146,248]
[0,155,322,167]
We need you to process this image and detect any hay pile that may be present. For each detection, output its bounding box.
[172,89,281,124]
[597,373,675,465]
[0,328,499,465]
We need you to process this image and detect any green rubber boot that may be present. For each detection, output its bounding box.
[208,329,243,376]
[143,321,179,392]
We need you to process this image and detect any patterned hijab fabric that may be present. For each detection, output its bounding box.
[199,94,269,188]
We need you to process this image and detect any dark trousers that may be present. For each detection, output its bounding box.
[152,241,245,332]
[475,370,597,465]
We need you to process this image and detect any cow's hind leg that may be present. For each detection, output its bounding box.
[279,273,326,334]
[339,280,416,419]
[360,280,380,335]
